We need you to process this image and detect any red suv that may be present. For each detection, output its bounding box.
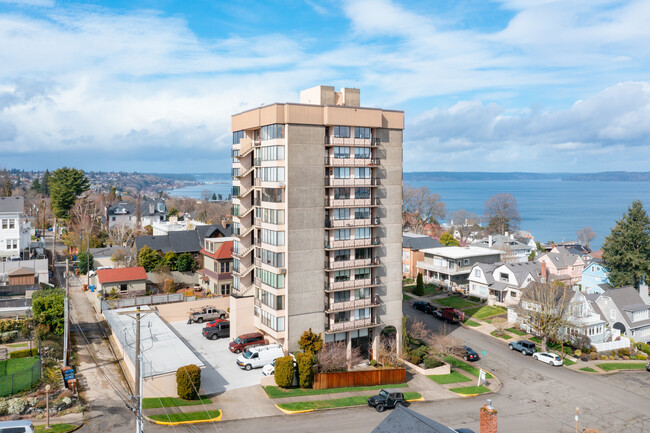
[228,332,264,354]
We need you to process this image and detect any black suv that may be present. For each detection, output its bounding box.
[203,322,230,340]
[412,301,436,314]
[367,389,405,412]
[509,340,536,355]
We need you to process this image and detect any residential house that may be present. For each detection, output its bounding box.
[471,232,533,263]
[0,196,31,260]
[96,266,148,296]
[106,199,167,230]
[595,285,650,344]
[198,237,233,296]
[372,404,470,433]
[416,246,503,291]
[89,245,129,269]
[537,246,586,286]
[581,259,609,294]
[467,261,541,306]
[402,232,443,279]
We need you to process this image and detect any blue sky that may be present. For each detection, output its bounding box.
[1,0,650,173]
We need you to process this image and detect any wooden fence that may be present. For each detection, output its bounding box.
[313,368,406,390]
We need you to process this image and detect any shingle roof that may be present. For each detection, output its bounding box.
[542,246,583,269]
[8,267,35,276]
[603,286,645,309]
[0,196,24,213]
[201,241,233,260]
[371,404,461,433]
[403,233,443,250]
[135,235,173,253]
[97,266,147,284]
[107,200,166,217]
[168,230,201,253]
[503,261,541,283]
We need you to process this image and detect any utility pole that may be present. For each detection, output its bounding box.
[119,307,156,433]
[63,258,69,367]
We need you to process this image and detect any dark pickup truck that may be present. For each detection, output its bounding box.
[367,389,405,412]
[202,321,230,340]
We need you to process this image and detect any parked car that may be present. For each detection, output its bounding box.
[237,344,284,371]
[367,389,405,412]
[262,355,296,376]
[187,306,227,324]
[202,321,230,340]
[0,420,34,432]
[509,340,537,355]
[433,310,443,319]
[412,301,436,314]
[646,362,650,372]
[88,266,114,278]
[457,345,480,362]
[228,332,265,354]
[205,319,226,328]
[532,352,563,366]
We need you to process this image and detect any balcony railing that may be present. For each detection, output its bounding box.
[326,257,380,270]
[233,243,255,259]
[325,177,374,187]
[324,136,379,147]
[324,157,380,167]
[325,277,380,292]
[324,297,380,313]
[325,237,381,249]
[325,217,380,228]
[325,316,380,333]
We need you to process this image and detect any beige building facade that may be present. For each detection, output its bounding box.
[230,85,404,358]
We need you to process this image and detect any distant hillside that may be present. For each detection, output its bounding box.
[563,172,650,181]
[404,171,650,182]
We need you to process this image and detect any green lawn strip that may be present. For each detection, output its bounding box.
[506,328,527,336]
[0,356,39,375]
[449,385,491,395]
[427,372,472,384]
[595,362,647,372]
[563,358,576,366]
[142,395,212,409]
[490,331,512,340]
[484,319,492,324]
[35,425,78,433]
[435,297,476,309]
[7,342,28,348]
[149,410,221,423]
[464,320,481,327]
[462,306,507,320]
[443,356,493,379]
[403,293,412,300]
[580,367,597,372]
[403,284,440,296]
[530,337,541,343]
[276,393,422,411]
[264,383,409,399]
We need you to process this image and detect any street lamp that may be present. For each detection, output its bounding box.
[45,384,51,428]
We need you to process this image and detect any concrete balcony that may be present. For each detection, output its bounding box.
[325,317,380,333]
[325,297,380,313]
[324,136,379,147]
[324,157,380,167]
[325,217,380,228]
[326,277,379,291]
[325,257,380,270]
[325,198,380,208]
[326,237,380,250]
[325,178,374,187]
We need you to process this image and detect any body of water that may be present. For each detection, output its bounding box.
[168,177,650,251]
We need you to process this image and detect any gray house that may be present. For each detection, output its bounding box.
[595,285,650,344]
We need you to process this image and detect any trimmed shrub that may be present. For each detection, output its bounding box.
[415,273,424,296]
[637,354,647,360]
[370,359,378,367]
[298,328,324,354]
[423,356,444,369]
[274,356,294,388]
[636,342,650,356]
[589,352,598,360]
[296,352,314,389]
[9,348,38,358]
[574,349,582,358]
[176,364,201,400]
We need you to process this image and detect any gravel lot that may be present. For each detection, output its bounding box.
[168,320,265,393]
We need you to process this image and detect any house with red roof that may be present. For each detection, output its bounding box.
[96,266,148,296]
[197,238,233,296]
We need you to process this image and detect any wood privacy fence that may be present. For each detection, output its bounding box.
[313,368,406,390]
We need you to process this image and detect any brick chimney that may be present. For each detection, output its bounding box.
[540,261,547,283]
[480,400,497,433]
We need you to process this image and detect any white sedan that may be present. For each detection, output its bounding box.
[532,352,564,366]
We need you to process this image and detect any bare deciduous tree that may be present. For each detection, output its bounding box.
[111,248,135,267]
[317,342,364,372]
[492,318,508,336]
[407,317,432,343]
[484,193,521,235]
[376,337,402,367]
[449,209,481,242]
[429,330,461,356]
[516,282,575,352]
[403,185,446,234]
[108,225,134,247]
[577,227,596,250]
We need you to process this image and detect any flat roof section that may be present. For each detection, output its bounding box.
[104,306,204,378]
[420,246,504,259]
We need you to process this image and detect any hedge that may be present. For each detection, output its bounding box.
[274,356,294,388]
[176,364,201,400]
[9,348,38,359]
[296,353,314,389]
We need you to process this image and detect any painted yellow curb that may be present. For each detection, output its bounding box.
[152,412,222,425]
[406,397,425,402]
[275,404,314,415]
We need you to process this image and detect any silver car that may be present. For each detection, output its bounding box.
[532,351,563,366]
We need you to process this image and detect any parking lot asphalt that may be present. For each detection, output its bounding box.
[168,320,265,394]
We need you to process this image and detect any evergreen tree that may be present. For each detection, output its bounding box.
[1,169,11,197]
[211,193,217,201]
[49,167,90,220]
[138,246,162,272]
[602,200,650,289]
[440,232,460,246]
[41,169,50,196]
[30,177,42,194]
[415,273,424,296]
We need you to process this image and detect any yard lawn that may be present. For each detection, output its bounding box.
[580,367,597,372]
[563,358,576,366]
[490,331,512,340]
[506,328,527,336]
[7,342,28,348]
[264,383,409,399]
[403,284,441,296]
[464,320,481,327]
[449,385,491,395]
[403,293,412,300]
[596,362,647,372]
[435,297,477,309]
[428,372,472,384]
[142,396,212,409]
[463,305,507,320]
[0,356,39,375]
[149,410,221,423]
[35,425,78,433]
[443,356,493,379]
[276,392,422,411]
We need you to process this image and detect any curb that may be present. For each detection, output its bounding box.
[145,411,222,425]
[275,405,314,415]
[275,396,426,414]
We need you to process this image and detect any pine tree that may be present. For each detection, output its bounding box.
[41,169,50,196]
[602,200,650,289]
[49,167,90,220]
[30,177,42,193]
[1,169,11,197]
[415,273,424,296]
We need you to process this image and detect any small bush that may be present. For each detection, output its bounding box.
[617,347,630,357]
[274,356,295,388]
[589,352,598,360]
[370,359,377,367]
[176,364,201,400]
[636,342,650,356]
[637,354,647,360]
[9,348,38,358]
[8,398,27,415]
[574,349,582,358]
[415,273,424,296]
[423,357,444,369]
[296,352,314,389]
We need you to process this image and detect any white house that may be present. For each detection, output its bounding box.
[468,261,541,306]
[106,200,166,230]
[0,196,31,261]
[594,285,650,344]
[471,233,533,263]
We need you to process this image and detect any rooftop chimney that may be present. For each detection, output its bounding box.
[639,281,650,305]
[221,218,227,229]
[540,261,547,283]
[488,235,493,248]
[480,400,497,433]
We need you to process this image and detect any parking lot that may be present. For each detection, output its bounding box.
[168,320,265,394]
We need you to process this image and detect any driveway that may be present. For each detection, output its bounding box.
[168,320,265,394]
